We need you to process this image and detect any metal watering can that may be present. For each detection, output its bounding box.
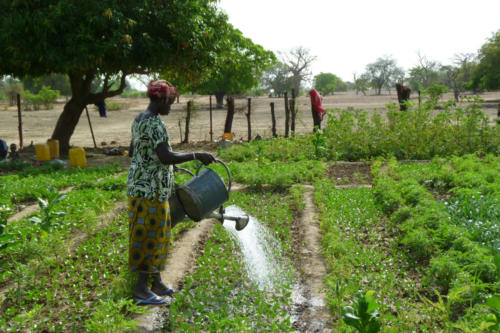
[168,159,249,231]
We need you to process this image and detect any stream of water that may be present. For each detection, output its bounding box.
[222,205,329,331]
[222,205,290,291]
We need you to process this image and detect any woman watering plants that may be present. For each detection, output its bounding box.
[127,80,215,305]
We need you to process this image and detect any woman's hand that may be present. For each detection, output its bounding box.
[195,152,215,165]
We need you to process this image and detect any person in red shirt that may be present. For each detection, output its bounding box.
[309,89,327,130]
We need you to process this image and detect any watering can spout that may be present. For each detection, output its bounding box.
[208,209,249,231]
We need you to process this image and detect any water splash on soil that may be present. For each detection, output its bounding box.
[222,205,290,291]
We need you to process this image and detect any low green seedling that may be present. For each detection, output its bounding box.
[0,213,18,279]
[482,255,500,331]
[341,290,382,333]
[28,187,67,231]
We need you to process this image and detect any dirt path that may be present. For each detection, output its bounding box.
[291,186,333,332]
[132,219,215,332]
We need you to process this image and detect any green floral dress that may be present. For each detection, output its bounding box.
[126,112,174,272]
[127,113,174,202]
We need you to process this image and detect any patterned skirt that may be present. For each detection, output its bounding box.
[128,197,172,272]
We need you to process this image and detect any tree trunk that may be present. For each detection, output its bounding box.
[51,98,87,154]
[284,92,290,138]
[270,102,277,137]
[215,92,225,109]
[224,96,235,134]
[183,101,192,143]
[246,98,252,142]
[50,71,127,154]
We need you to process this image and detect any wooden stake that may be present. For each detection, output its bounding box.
[246,98,252,142]
[284,92,290,138]
[85,106,97,148]
[183,101,192,143]
[270,102,277,137]
[209,95,213,142]
[291,88,296,135]
[497,103,500,125]
[17,94,23,150]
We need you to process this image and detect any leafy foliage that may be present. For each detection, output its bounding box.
[22,85,60,110]
[191,25,275,96]
[472,29,500,90]
[0,0,236,151]
[27,187,67,232]
[341,291,381,333]
[365,56,404,95]
[371,155,499,327]
[313,72,346,95]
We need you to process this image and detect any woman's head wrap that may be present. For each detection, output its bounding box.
[147,80,178,100]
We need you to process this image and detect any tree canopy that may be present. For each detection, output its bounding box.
[261,62,293,97]
[365,56,404,95]
[313,72,345,95]
[191,25,276,108]
[281,47,316,96]
[472,30,500,90]
[0,0,231,151]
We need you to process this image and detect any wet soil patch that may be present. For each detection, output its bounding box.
[326,162,372,185]
[289,186,333,332]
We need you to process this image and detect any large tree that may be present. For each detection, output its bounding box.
[441,53,476,100]
[0,0,229,152]
[313,72,344,95]
[192,25,275,108]
[365,56,404,95]
[281,47,316,95]
[408,53,441,91]
[471,30,500,90]
[260,62,293,98]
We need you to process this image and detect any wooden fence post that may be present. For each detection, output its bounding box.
[290,88,296,135]
[246,98,252,142]
[209,95,213,141]
[183,101,192,143]
[224,96,235,135]
[497,103,500,125]
[270,102,277,137]
[284,92,290,138]
[85,106,98,148]
[17,94,23,150]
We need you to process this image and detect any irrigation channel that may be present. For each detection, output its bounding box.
[133,188,332,332]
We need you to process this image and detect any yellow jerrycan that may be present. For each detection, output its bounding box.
[69,147,86,168]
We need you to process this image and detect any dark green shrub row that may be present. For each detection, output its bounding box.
[218,97,499,162]
[372,155,499,326]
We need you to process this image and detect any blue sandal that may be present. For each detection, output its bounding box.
[134,295,167,305]
[153,287,174,297]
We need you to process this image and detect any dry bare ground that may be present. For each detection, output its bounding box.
[1,91,498,150]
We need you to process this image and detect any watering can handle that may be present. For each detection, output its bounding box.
[173,166,195,177]
[195,158,232,194]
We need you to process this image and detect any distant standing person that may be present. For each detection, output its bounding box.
[309,89,327,130]
[0,139,8,160]
[95,99,107,117]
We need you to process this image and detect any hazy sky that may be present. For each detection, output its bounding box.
[218,0,500,83]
